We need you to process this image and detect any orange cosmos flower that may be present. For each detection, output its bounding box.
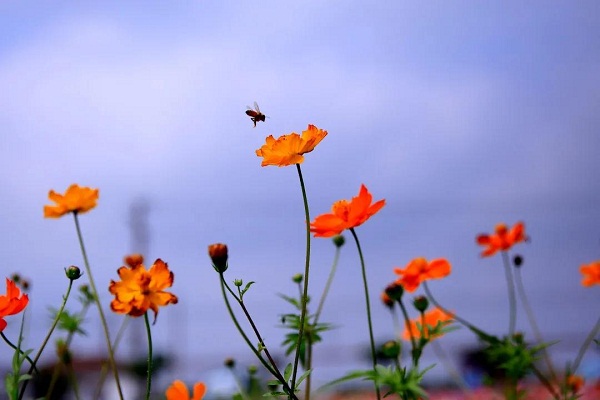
[402,308,453,341]
[44,184,99,218]
[255,124,327,167]
[566,374,584,394]
[476,222,526,257]
[580,261,600,287]
[166,380,206,400]
[394,258,451,293]
[310,184,385,238]
[109,259,178,322]
[0,278,29,332]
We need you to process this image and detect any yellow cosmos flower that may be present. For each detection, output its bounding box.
[44,184,99,218]
[109,258,178,322]
[255,124,327,167]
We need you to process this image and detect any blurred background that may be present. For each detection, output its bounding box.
[1,1,599,398]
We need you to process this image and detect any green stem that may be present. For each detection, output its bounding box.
[501,251,517,336]
[313,245,341,325]
[291,163,311,396]
[0,333,38,374]
[219,275,297,399]
[397,299,417,361]
[19,279,73,400]
[430,340,471,395]
[93,316,131,400]
[144,312,153,400]
[73,213,124,400]
[423,282,495,342]
[350,228,380,400]
[513,266,558,383]
[572,314,600,373]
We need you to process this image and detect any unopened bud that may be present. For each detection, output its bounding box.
[381,340,401,359]
[413,296,429,313]
[124,253,144,268]
[233,279,243,287]
[384,282,404,302]
[247,365,258,375]
[332,235,345,248]
[513,255,523,267]
[224,357,235,368]
[381,291,394,309]
[208,243,228,273]
[292,273,303,284]
[65,266,82,280]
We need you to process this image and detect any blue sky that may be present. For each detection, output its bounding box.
[1,0,599,392]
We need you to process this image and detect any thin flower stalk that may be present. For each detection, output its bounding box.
[513,265,558,383]
[144,312,153,400]
[93,317,132,400]
[73,213,124,400]
[501,251,518,336]
[19,279,74,400]
[430,340,471,396]
[397,297,417,365]
[1,332,37,374]
[350,228,380,400]
[572,314,600,373]
[220,275,297,399]
[291,163,311,396]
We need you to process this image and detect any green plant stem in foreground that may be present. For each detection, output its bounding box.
[572,314,600,373]
[501,251,517,336]
[513,266,558,383]
[144,312,153,400]
[18,280,73,400]
[0,333,38,374]
[350,228,381,400]
[73,213,124,400]
[219,275,298,400]
[291,163,312,396]
[93,316,131,400]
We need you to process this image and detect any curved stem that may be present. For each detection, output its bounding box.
[572,314,600,373]
[423,282,494,342]
[501,251,517,336]
[513,266,558,382]
[350,228,380,400]
[430,340,471,395]
[93,316,131,400]
[219,274,295,397]
[144,312,153,400]
[73,213,124,400]
[313,245,341,325]
[291,163,311,395]
[397,299,417,360]
[1,333,38,374]
[19,280,74,400]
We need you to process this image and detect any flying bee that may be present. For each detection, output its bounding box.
[246,101,266,127]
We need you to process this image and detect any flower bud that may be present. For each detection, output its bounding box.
[247,365,258,375]
[381,291,394,309]
[332,235,345,248]
[65,266,83,280]
[413,296,429,313]
[233,279,243,287]
[224,357,235,368]
[513,255,523,267]
[292,273,303,284]
[380,340,401,359]
[208,243,228,273]
[124,253,144,268]
[384,282,404,302]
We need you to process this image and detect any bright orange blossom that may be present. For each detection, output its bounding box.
[476,222,526,257]
[0,278,29,332]
[165,380,206,400]
[580,261,600,287]
[109,259,178,322]
[255,124,327,167]
[402,307,453,341]
[394,258,451,292]
[43,184,99,218]
[310,184,385,238]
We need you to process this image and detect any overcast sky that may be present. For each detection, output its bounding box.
[1,0,599,391]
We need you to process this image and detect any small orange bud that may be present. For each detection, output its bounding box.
[208,243,228,273]
[124,253,144,268]
[567,374,584,394]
